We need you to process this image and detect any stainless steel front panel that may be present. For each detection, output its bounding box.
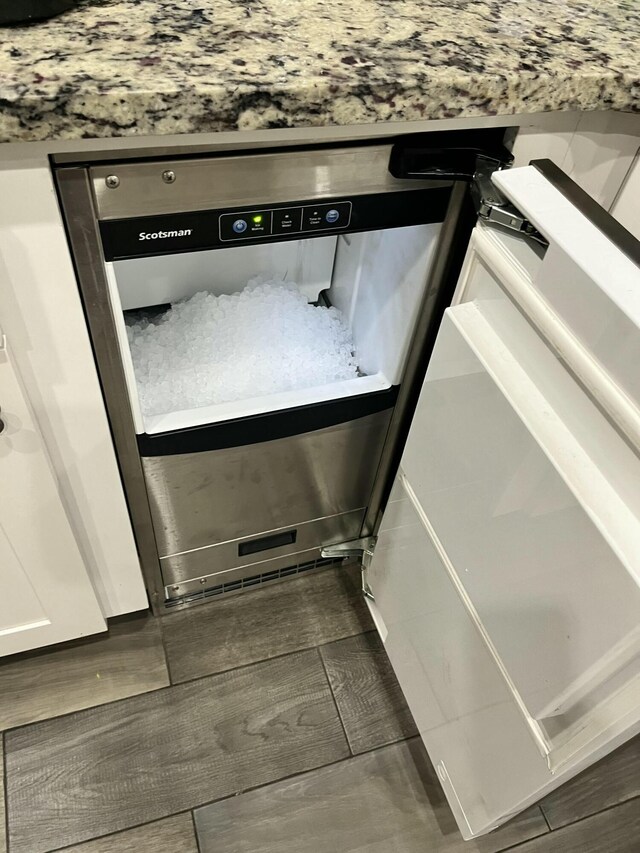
[161,509,365,591]
[55,167,164,610]
[56,137,471,612]
[166,555,348,604]
[142,410,392,562]
[90,144,446,220]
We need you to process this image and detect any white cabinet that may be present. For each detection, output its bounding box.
[0,164,148,619]
[367,164,640,838]
[0,333,106,655]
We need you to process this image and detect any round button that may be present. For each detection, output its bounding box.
[325,209,340,224]
[232,219,248,234]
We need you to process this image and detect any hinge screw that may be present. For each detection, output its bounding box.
[162,170,176,184]
[105,175,120,189]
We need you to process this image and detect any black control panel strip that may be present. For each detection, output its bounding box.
[219,201,352,242]
[100,188,452,261]
[137,386,399,456]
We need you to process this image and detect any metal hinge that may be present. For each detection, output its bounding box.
[321,536,376,567]
[471,155,547,246]
[320,537,377,601]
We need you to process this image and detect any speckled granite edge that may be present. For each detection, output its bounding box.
[0,0,638,144]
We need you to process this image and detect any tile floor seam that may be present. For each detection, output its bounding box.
[41,791,640,853]
[192,738,554,853]
[191,811,202,853]
[154,607,175,686]
[0,679,174,737]
[1,642,358,737]
[495,829,551,853]
[186,737,429,823]
[321,630,419,755]
[197,744,435,844]
[489,809,552,853]
[38,751,368,853]
[4,600,636,852]
[155,621,374,689]
[317,645,354,757]
[166,626,373,687]
[335,733,421,759]
[0,615,170,736]
[12,732,629,853]
[315,627,377,652]
[0,566,373,733]
[542,791,640,832]
[496,795,640,852]
[187,754,369,842]
[190,753,359,820]
[6,648,351,853]
[23,749,378,853]
[33,809,196,853]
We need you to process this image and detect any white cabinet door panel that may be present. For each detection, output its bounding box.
[0,523,49,633]
[401,301,640,725]
[369,474,554,838]
[367,163,640,839]
[370,470,640,838]
[0,338,105,656]
[492,165,640,446]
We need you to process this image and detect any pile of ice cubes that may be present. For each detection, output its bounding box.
[126,279,359,417]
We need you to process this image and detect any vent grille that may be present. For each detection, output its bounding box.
[165,556,344,609]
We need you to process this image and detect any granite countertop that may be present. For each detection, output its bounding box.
[0,0,638,143]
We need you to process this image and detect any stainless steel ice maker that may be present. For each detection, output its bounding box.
[55,129,509,611]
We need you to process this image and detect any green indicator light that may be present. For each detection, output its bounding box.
[252,214,263,224]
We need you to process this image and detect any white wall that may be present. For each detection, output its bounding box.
[0,158,147,617]
[512,111,640,210]
[611,147,640,240]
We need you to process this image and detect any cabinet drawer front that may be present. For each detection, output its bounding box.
[489,165,640,447]
[143,410,391,557]
[368,473,552,837]
[0,339,105,654]
[401,291,640,730]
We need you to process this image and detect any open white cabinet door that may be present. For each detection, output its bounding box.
[0,333,106,656]
[365,163,640,838]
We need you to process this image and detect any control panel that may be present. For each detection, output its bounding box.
[99,187,450,261]
[219,201,352,242]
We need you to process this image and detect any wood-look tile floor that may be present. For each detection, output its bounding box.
[1,565,638,853]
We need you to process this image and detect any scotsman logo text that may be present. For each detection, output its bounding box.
[138,229,193,241]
